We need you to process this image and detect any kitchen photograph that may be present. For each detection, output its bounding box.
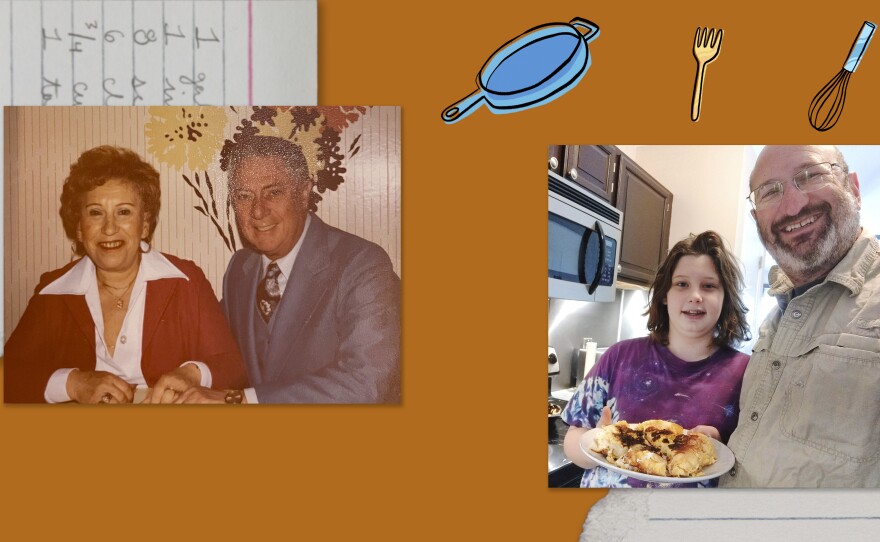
[548,145,880,488]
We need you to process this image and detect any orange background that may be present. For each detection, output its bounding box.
[3,1,879,540]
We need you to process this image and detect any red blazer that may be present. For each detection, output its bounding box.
[3,254,248,403]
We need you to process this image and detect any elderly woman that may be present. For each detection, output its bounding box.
[4,146,248,403]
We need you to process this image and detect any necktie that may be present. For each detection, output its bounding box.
[256,262,282,323]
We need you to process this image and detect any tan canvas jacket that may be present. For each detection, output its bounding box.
[722,230,880,487]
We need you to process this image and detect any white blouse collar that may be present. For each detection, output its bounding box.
[39,249,189,296]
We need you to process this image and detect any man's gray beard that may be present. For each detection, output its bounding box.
[760,190,861,282]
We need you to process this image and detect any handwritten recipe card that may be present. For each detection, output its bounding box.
[0,0,316,106]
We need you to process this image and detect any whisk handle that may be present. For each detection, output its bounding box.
[843,21,876,72]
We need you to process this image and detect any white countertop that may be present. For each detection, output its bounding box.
[550,388,576,402]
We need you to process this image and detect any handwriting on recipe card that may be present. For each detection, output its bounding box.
[0,0,316,107]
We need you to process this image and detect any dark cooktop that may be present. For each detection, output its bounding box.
[549,416,568,445]
[548,417,585,487]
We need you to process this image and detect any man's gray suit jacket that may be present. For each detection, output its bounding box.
[222,214,400,403]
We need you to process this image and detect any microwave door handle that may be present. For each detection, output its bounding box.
[588,221,606,295]
[577,224,590,285]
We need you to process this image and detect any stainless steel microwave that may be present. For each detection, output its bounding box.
[548,171,623,302]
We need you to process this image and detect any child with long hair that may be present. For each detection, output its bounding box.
[562,231,750,487]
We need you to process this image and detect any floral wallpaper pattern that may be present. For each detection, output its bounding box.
[145,106,370,252]
[145,107,228,170]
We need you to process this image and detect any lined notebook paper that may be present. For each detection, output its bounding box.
[0,0,316,106]
[582,491,880,540]
[0,0,316,348]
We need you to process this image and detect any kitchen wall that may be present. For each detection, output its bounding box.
[618,145,750,253]
[548,288,649,392]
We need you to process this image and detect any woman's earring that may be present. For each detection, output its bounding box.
[140,239,152,253]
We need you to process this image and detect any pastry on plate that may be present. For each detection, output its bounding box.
[616,446,668,476]
[589,418,717,478]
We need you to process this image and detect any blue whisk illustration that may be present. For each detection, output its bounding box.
[808,21,876,131]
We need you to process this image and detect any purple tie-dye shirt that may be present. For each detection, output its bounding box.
[562,337,749,488]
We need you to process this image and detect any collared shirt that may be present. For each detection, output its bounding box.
[776,275,825,313]
[258,213,311,297]
[40,248,212,403]
[722,229,880,487]
[245,213,311,404]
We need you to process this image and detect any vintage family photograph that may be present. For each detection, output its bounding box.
[3,105,401,405]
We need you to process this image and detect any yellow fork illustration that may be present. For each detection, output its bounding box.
[691,27,723,122]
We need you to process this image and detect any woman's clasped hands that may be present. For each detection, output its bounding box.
[65,364,202,404]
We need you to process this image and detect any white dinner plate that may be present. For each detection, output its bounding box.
[579,427,735,484]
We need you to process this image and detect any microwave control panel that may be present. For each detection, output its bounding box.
[599,238,617,286]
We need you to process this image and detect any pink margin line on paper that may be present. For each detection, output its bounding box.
[248,0,253,104]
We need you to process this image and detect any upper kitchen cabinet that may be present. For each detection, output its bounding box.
[615,154,673,284]
[548,145,674,286]
[561,145,620,202]
[548,145,566,177]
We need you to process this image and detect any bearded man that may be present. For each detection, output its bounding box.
[721,145,880,487]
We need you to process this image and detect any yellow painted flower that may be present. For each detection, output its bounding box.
[145,106,228,170]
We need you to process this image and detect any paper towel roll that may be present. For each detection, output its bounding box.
[584,338,598,376]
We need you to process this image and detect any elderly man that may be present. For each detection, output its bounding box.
[721,145,880,487]
[179,135,400,404]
